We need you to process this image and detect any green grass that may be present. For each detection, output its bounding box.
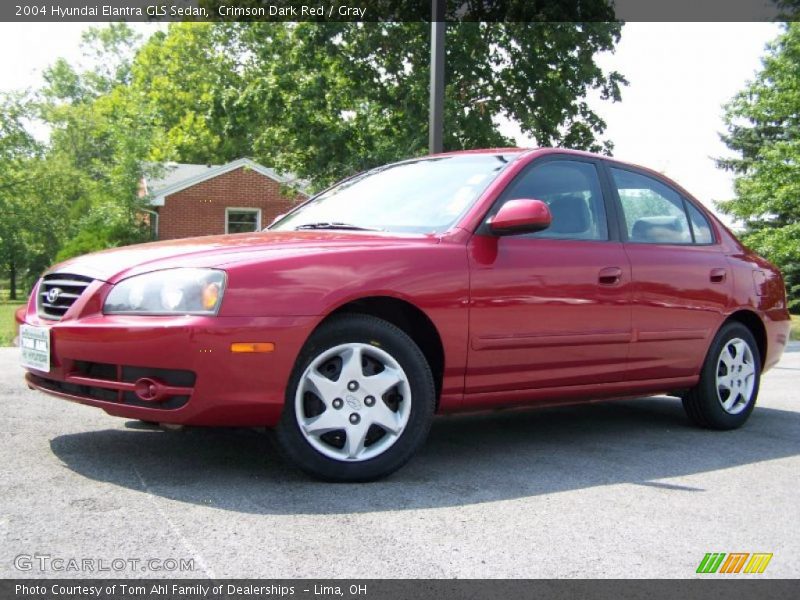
[1,280,25,346]
[791,315,800,342]
[0,302,24,347]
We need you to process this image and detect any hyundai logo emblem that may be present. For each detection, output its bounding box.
[345,395,361,411]
[46,287,62,303]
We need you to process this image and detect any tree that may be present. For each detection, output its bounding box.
[125,23,249,163]
[37,23,155,263]
[35,24,250,265]
[717,23,800,310]
[230,22,626,187]
[0,93,45,299]
[74,21,624,189]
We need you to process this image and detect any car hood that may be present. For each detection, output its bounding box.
[48,230,439,283]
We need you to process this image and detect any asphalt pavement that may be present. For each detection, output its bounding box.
[1,345,798,578]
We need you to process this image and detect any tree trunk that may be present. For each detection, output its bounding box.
[8,261,17,301]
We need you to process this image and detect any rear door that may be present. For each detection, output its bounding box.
[606,165,730,380]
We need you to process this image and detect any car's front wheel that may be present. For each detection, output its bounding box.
[682,321,761,430]
[275,314,435,481]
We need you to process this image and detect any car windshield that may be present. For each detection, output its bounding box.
[270,154,516,234]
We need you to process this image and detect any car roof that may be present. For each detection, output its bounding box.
[435,147,687,189]
[433,147,635,166]
[431,147,529,156]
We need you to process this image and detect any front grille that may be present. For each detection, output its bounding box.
[37,273,93,320]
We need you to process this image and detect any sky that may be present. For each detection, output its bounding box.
[593,23,780,209]
[0,21,783,221]
[498,22,782,221]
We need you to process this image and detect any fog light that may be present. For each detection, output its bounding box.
[134,377,164,402]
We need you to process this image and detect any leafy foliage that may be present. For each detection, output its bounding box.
[717,23,800,310]
[232,22,625,186]
[0,93,53,300]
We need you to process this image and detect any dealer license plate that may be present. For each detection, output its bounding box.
[19,325,51,372]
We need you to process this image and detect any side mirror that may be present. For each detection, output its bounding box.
[489,199,552,236]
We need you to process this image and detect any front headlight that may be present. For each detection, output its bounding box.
[103,268,227,316]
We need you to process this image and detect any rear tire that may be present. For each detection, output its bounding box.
[275,314,435,482]
[682,322,761,430]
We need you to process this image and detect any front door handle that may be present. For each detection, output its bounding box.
[598,266,623,286]
[710,268,727,283]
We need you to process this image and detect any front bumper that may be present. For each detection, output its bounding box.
[19,303,315,427]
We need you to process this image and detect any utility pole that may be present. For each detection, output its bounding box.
[428,0,445,154]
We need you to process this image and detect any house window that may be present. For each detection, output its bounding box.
[226,208,261,234]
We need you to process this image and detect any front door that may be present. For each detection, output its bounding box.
[466,157,632,399]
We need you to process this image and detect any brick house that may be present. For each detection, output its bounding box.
[141,158,308,240]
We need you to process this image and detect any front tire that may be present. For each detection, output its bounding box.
[682,322,761,430]
[275,314,435,482]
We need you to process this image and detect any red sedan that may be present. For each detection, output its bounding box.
[17,148,791,481]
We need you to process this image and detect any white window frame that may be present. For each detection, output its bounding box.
[225,207,262,234]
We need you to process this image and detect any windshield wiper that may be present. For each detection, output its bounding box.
[295,222,383,232]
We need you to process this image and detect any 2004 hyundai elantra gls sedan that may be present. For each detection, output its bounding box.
[18,148,791,481]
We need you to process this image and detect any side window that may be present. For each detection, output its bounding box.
[226,208,261,234]
[685,201,714,244]
[611,168,692,244]
[498,160,608,240]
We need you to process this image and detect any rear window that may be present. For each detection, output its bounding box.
[685,201,714,244]
[611,168,693,245]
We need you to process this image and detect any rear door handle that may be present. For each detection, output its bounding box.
[598,267,623,286]
[710,268,727,283]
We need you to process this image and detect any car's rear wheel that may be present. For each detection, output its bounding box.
[275,314,435,481]
[682,322,761,430]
